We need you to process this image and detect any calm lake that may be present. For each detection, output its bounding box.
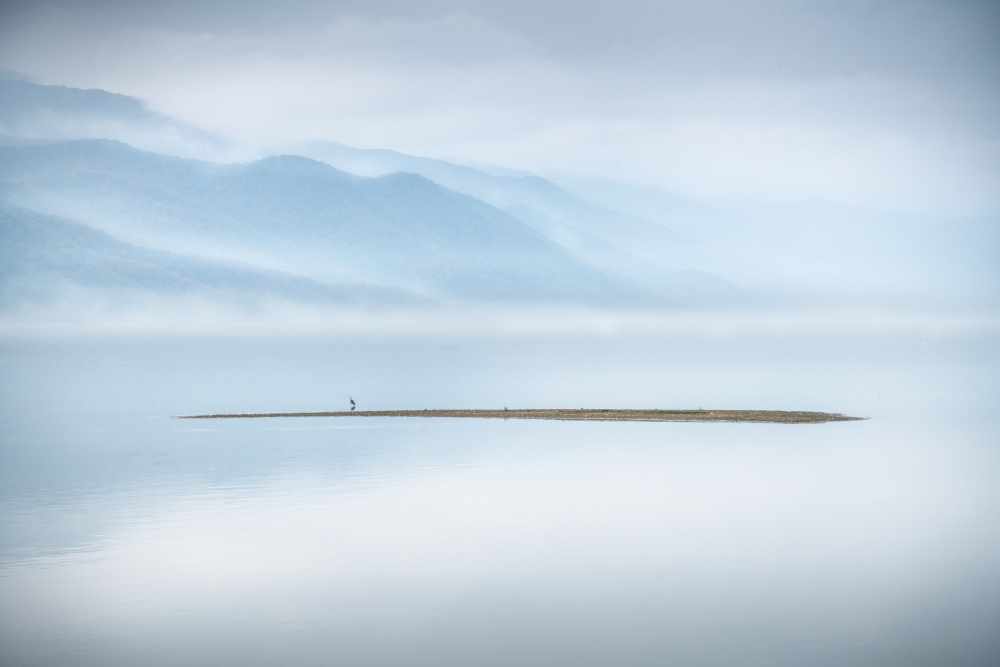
[1,319,998,666]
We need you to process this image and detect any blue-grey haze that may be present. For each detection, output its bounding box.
[0,3,997,665]
[0,79,741,307]
[2,1,996,215]
[1,77,996,311]
[0,137,689,305]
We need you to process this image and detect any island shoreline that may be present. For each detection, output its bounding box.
[174,409,863,424]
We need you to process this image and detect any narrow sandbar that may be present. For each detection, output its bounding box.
[175,409,862,423]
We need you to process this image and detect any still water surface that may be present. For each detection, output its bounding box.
[1,326,998,665]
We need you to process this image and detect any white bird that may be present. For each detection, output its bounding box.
[350,397,356,411]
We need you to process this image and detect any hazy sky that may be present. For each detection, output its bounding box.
[1,0,998,215]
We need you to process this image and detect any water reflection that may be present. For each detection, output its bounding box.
[1,330,998,665]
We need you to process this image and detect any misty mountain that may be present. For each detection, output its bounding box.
[0,79,989,310]
[0,76,239,161]
[0,202,417,306]
[291,141,730,295]
[1,139,689,304]
[0,79,740,306]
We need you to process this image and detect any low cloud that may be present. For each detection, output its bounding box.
[0,0,997,214]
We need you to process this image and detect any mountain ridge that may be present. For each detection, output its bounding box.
[0,78,242,161]
[0,79,742,307]
[3,139,705,305]
[0,202,420,306]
